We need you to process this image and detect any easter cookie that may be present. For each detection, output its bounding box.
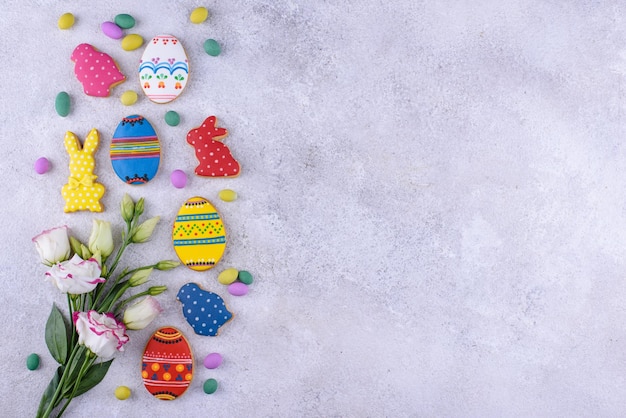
[186,116,240,177]
[61,129,105,213]
[110,115,160,185]
[172,197,227,271]
[176,283,233,336]
[142,327,193,400]
[71,44,125,97]
[139,35,189,104]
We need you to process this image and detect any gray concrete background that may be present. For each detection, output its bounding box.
[2,1,625,416]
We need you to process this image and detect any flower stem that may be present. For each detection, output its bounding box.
[56,353,95,418]
[40,344,81,418]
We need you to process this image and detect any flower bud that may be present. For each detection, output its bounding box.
[123,296,163,330]
[80,244,92,260]
[128,268,153,287]
[148,285,167,296]
[120,194,135,223]
[32,226,71,266]
[131,216,160,243]
[88,219,114,258]
[69,236,84,259]
[134,197,145,218]
[155,260,180,271]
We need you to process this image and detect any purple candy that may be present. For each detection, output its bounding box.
[228,282,249,296]
[101,21,123,39]
[204,353,223,369]
[34,157,50,174]
[170,169,187,188]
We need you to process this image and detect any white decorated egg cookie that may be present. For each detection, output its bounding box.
[139,35,189,104]
[110,115,160,184]
[172,197,226,271]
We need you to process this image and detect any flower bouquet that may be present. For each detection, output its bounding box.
[32,195,179,418]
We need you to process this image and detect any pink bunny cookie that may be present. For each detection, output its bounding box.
[71,44,126,97]
[61,129,105,213]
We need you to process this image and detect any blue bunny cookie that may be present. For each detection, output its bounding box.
[176,283,233,336]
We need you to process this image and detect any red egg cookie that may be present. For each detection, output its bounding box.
[71,44,126,97]
[186,116,240,177]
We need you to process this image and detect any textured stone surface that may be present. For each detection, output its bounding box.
[2,0,626,416]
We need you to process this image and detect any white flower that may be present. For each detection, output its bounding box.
[123,296,163,330]
[45,254,105,294]
[88,219,114,258]
[73,311,129,358]
[32,226,71,266]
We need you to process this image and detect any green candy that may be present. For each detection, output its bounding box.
[203,39,221,57]
[165,111,180,126]
[203,378,218,394]
[115,14,135,29]
[27,353,40,370]
[238,270,253,285]
[55,91,70,117]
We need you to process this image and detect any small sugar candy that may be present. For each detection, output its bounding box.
[203,39,221,56]
[121,34,143,51]
[204,353,223,369]
[34,157,50,174]
[218,268,238,285]
[165,110,180,126]
[190,7,209,24]
[55,91,70,117]
[228,282,249,296]
[203,378,218,394]
[115,14,135,29]
[58,13,75,30]
[238,270,254,285]
[171,170,187,188]
[120,90,138,106]
[219,189,238,202]
[115,386,131,400]
[101,21,123,39]
[26,353,40,370]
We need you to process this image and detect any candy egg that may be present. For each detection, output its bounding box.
[238,270,254,285]
[203,39,221,56]
[140,35,189,103]
[58,13,75,30]
[121,34,144,51]
[101,21,123,39]
[190,7,209,24]
[142,327,193,400]
[218,189,238,202]
[172,197,226,271]
[26,353,40,370]
[120,90,138,106]
[34,157,50,174]
[165,110,180,126]
[218,268,238,285]
[115,14,135,29]
[55,91,70,117]
[203,379,218,394]
[114,386,131,400]
[171,170,187,188]
[203,353,223,369]
[110,115,160,185]
[228,282,249,296]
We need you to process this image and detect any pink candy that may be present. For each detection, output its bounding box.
[101,21,123,39]
[228,282,248,296]
[170,169,187,188]
[204,353,223,369]
[34,157,50,174]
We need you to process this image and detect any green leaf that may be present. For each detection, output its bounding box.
[45,304,69,364]
[72,359,114,398]
[36,366,62,417]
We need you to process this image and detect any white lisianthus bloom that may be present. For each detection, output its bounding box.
[45,254,105,294]
[32,226,71,266]
[73,311,129,358]
[123,296,163,330]
[88,219,114,258]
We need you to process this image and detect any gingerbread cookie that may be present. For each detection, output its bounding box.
[186,116,240,177]
[141,327,193,400]
[176,283,233,336]
[110,115,160,185]
[61,129,105,213]
[139,35,189,104]
[71,44,125,97]
[172,197,227,271]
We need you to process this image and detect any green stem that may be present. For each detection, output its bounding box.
[56,353,95,418]
[40,344,80,418]
[114,289,151,315]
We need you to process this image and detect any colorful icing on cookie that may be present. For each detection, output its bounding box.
[186,116,240,177]
[110,115,160,185]
[172,197,227,271]
[142,327,193,400]
[71,44,126,97]
[139,35,189,104]
[61,129,105,213]
[176,283,233,336]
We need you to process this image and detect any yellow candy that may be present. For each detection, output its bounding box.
[190,7,209,24]
[121,34,144,51]
[120,91,138,106]
[218,268,238,285]
[115,386,131,400]
[218,189,238,202]
[58,13,75,30]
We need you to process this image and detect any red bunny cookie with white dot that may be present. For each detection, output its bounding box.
[186,116,241,178]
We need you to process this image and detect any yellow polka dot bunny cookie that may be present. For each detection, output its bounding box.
[61,129,105,213]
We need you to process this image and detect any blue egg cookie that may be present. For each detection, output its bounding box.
[176,283,233,336]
